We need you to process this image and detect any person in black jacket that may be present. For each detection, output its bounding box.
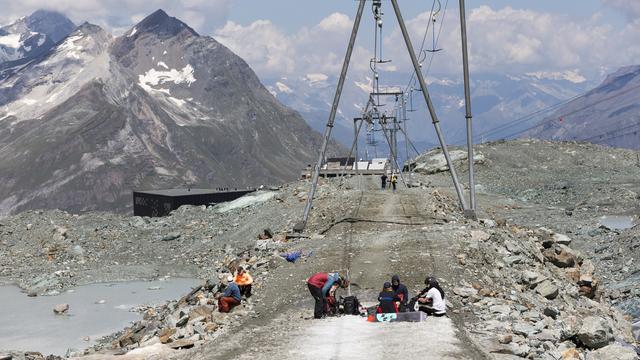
[377,282,400,313]
[391,275,409,311]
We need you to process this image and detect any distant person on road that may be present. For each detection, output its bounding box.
[391,275,409,311]
[416,276,446,317]
[381,173,388,189]
[235,266,253,298]
[377,282,400,313]
[218,275,241,313]
[391,173,398,191]
[307,272,347,319]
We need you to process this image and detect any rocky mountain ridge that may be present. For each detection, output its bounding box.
[0,9,324,216]
[527,65,640,149]
[0,10,75,73]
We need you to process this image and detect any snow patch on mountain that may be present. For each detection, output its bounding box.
[305,73,328,84]
[525,70,587,84]
[354,79,371,93]
[275,81,292,94]
[0,34,21,48]
[138,64,196,95]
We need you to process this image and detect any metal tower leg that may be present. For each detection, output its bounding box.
[390,0,468,210]
[459,0,477,217]
[297,0,366,230]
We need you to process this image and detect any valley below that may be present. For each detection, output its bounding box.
[0,140,638,359]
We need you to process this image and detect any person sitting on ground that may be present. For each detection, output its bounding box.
[417,276,446,317]
[391,274,409,311]
[235,266,253,298]
[377,282,401,314]
[218,275,241,313]
[307,272,348,319]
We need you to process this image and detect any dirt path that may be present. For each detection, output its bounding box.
[178,181,486,360]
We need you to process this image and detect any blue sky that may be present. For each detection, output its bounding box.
[228,0,625,32]
[1,0,639,81]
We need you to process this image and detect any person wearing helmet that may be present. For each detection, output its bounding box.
[417,276,446,316]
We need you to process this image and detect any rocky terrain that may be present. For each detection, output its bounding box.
[0,140,639,359]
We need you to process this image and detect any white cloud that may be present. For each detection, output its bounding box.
[212,5,640,84]
[0,0,232,35]
[214,12,371,79]
[382,5,640,80]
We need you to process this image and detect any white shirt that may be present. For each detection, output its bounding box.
[426,288,446,314]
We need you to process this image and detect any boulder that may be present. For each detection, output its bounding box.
[512,322,539,337]
[577,316,613,349]
[535,280,559,300]
[561,348,581,360]
[530,329,560,342]
[589,344,637,360]
[543,307,560,319]
[633,321,640,341]
[189,306,213,322]
[161,232,181,241]
[564,267,581,282]
[579,260,595,284]
[453,287,478,298]
[159,328,177,344]
[0,354,12,360]
[498,334,512,344]
[53,304,69,314]
[255,239,275,251]
[559,316,582,341]
[409,149,485,175]
[470,230,491,242]
[552,233,572,245]
[175,315,189,328]
[167,339,195,349]
[490,305,512,316]
[522,271,546,288]
[543,246,577,268]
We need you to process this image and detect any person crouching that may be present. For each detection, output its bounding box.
[235,266,253,298]
[218,275,241,313]
[307,272,347,319]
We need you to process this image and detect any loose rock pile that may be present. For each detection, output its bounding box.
[78,240,291,356]
[450,220,638,358]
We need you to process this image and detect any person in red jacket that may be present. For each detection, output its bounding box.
[307,272,347,319]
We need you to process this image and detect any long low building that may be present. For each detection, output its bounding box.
[300,157,390,178]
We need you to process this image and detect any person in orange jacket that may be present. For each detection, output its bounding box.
[235,266,254,297]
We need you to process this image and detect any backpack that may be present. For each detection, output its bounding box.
[342,295,361,315]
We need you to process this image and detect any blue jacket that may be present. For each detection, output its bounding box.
[321,273,341,296]
[223,282,241,301]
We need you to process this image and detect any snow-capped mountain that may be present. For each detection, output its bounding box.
[266,70,594,152]
[0,9,323,216]
[0,10,75,71]
[527,65,640,149]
